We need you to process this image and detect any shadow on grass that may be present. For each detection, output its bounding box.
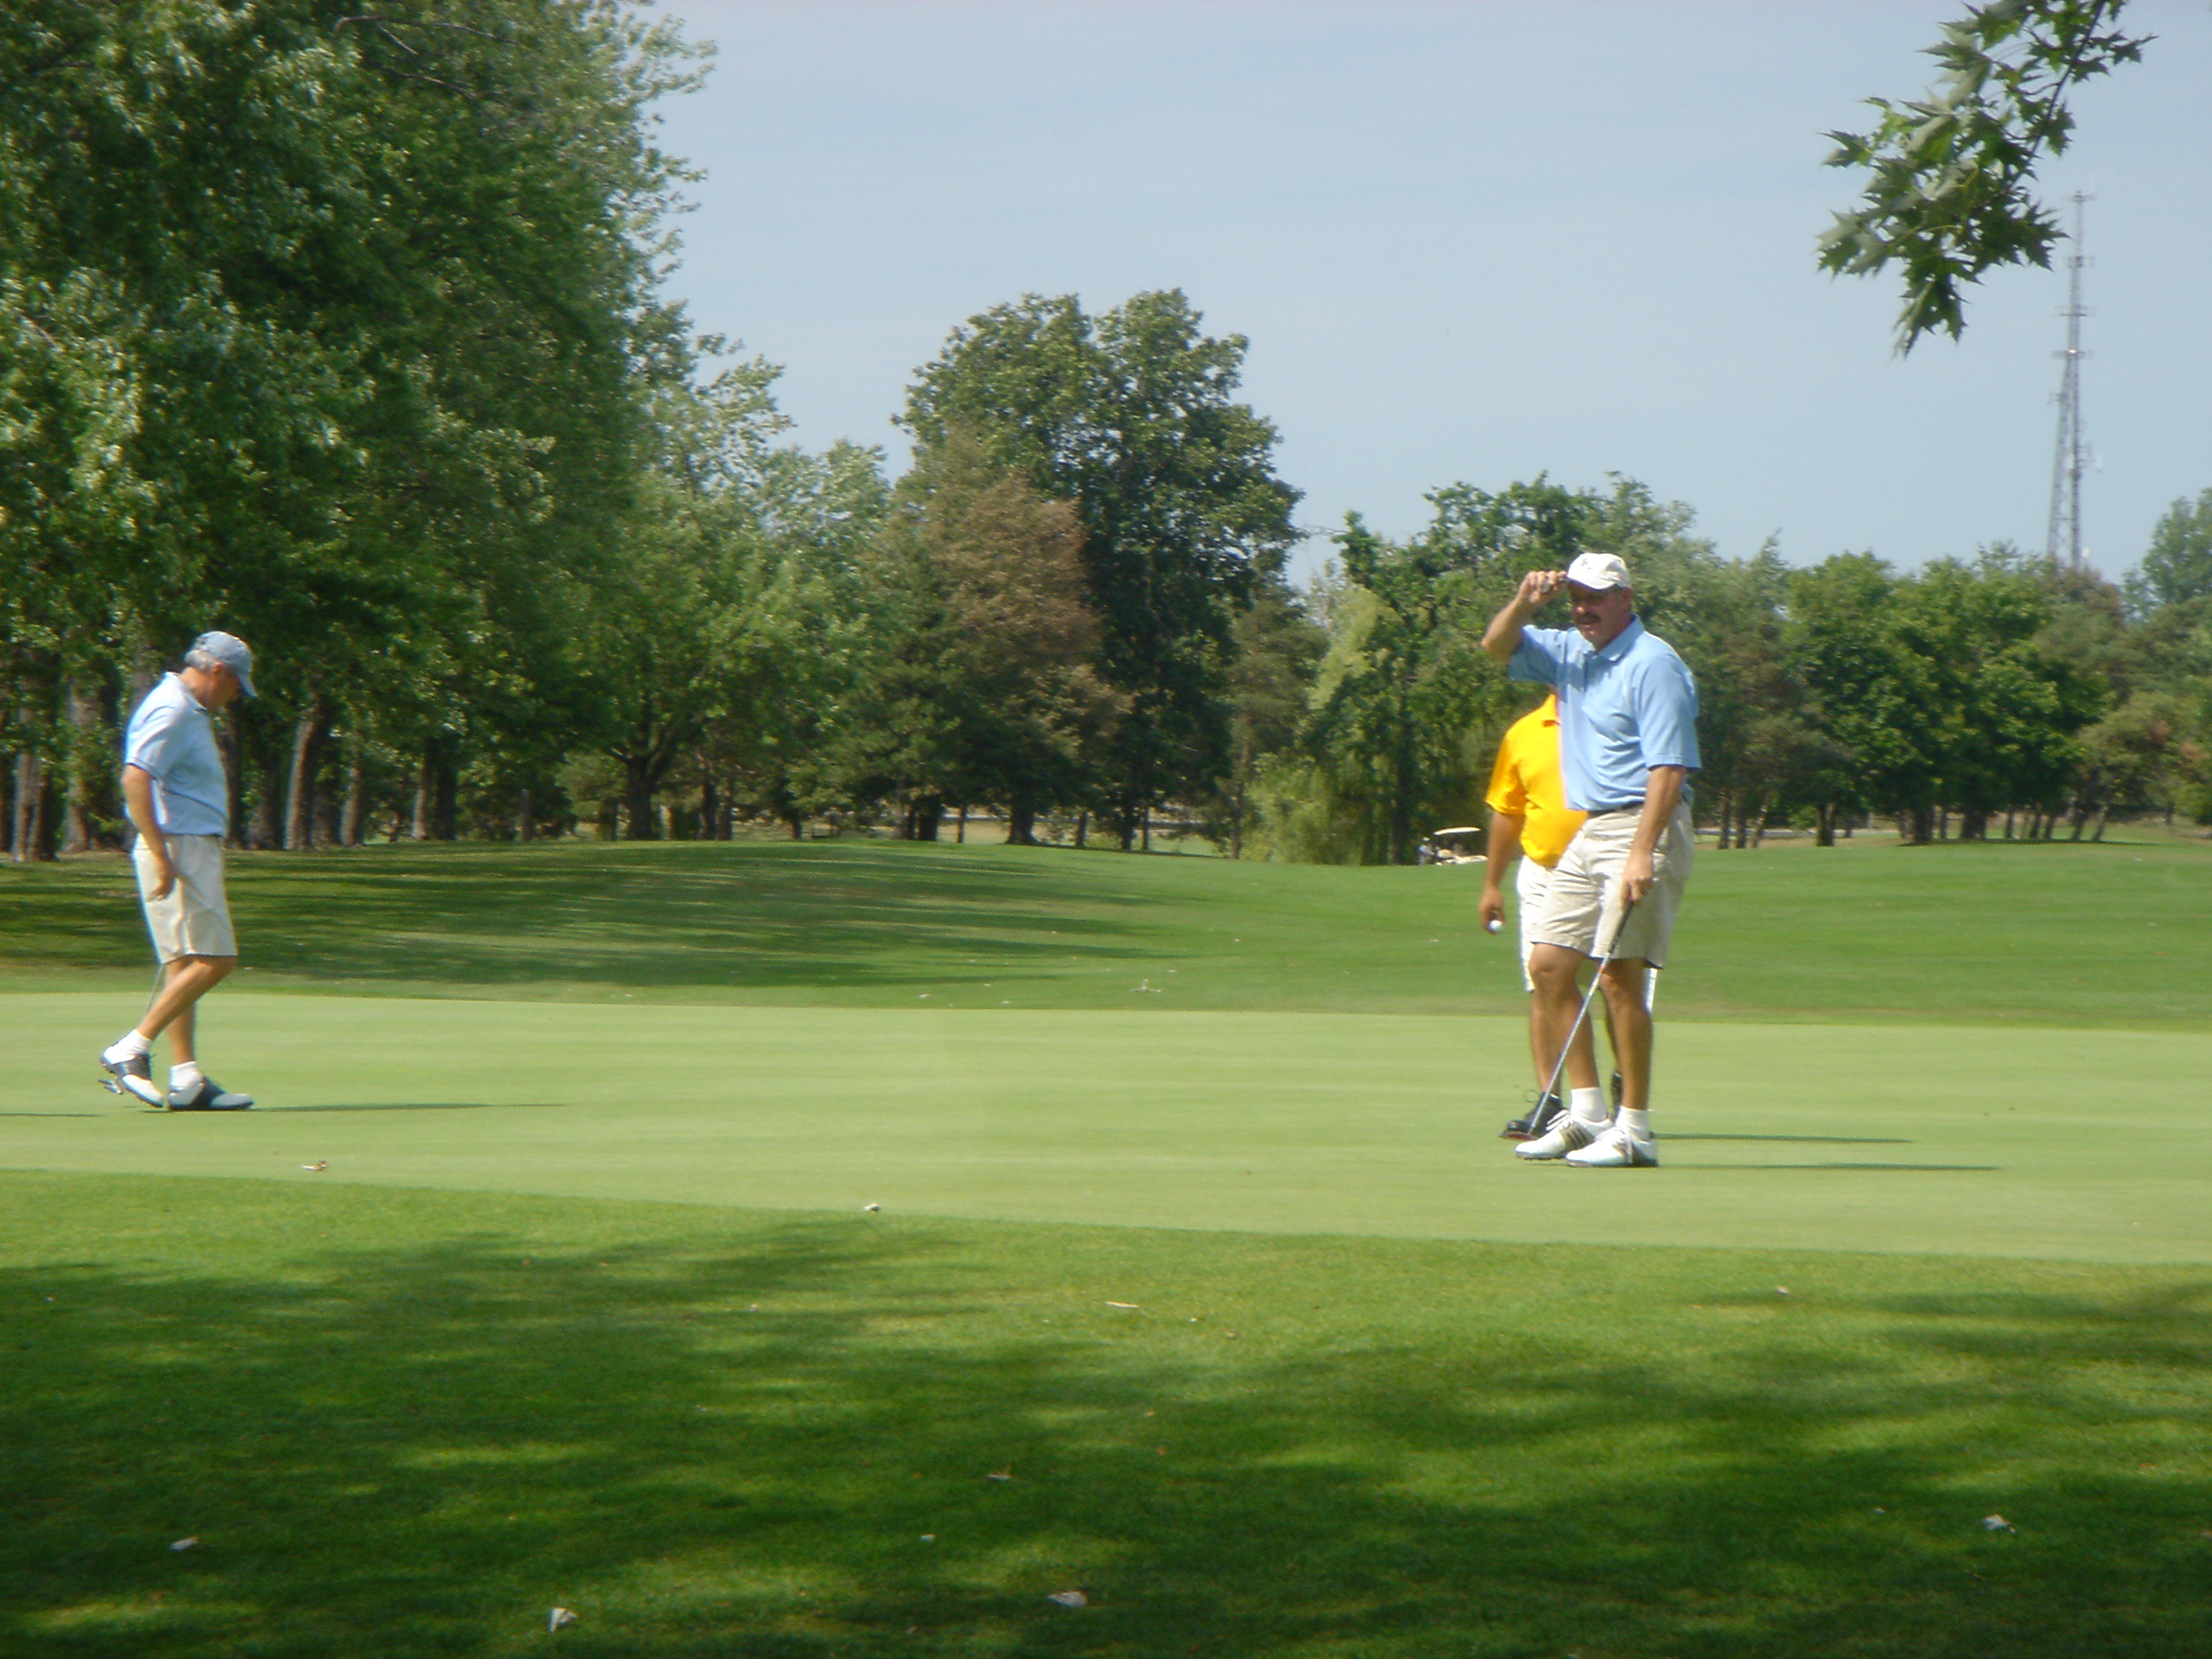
[3,1187,2209,1657]
[0,841,1172,997]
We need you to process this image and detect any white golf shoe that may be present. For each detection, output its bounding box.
[1563,1123,1659,1168]
[1513,1114,1609,1161]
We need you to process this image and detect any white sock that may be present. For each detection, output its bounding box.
[1569,1086,1607,1123]
[1619,1108,1651,1138]
[171,1062,204,1092]
[106,1031,152,1063]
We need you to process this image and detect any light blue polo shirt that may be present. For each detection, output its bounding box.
[1507,617,1700,812]
[122,675,230,836]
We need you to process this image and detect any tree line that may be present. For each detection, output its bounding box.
[1272,483,2212,862]
[6,2,2209,864]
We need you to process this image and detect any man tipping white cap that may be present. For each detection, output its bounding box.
[1565,551,1632,591]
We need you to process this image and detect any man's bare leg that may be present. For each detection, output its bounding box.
[137,956,233,1046]
[1526,993,1600,1091]
[1596,958,1656,1113]
[1528,942,1601,1092]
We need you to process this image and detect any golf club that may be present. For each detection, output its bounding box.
[1528,891,1638,1129]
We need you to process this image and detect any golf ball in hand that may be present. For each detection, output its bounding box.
[1485,918,1503,934]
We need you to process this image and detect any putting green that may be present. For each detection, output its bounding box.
[9,992,2207,1264]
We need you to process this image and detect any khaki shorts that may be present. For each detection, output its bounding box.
[1527,802,1693,968]
[1516,845,1660,1006]
[136,834,237,962]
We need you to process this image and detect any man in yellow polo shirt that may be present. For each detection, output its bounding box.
[1479,693,1652,1139]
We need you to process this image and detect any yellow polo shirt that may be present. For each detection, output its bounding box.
[1484,695,1586,870]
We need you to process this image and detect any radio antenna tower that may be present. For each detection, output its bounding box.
[2044,192,2091,572]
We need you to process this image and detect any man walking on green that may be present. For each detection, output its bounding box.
[1481,554,1698,1168]
[99,632,259,1111]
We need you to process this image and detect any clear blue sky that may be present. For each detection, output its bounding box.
[649,1,2210,582]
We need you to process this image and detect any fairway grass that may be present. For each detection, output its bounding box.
[4,1173,2209,1659]
[3,831,2209,1027]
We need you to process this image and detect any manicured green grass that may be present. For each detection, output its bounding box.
[4,834,2209,1655]
[7,994,2212,1262]
[4,1173,2209,1659]
[3,830,2208,1026]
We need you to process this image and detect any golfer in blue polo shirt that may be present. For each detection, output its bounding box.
[1480,552,1699,1167]
[99,632,259,1111]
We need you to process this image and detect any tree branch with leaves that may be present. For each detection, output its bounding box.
[1818,0,2151,351]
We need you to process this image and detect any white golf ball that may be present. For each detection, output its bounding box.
[1485,918,1503,934]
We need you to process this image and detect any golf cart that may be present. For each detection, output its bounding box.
[1420,827,1487,866]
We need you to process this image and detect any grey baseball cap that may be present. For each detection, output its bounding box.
[191,631,257,697]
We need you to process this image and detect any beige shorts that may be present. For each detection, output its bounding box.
[1527,802,1692,968]
[136,834,237,962]
[1514,852,1556,992]
[1516,844,1660,1005]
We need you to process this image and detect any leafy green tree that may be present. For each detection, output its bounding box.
[1819,0,2151,349]
[1789,555,1945,836]
[2125,490,2212,618]
[1299,518,1496,864]
[1789,551,2104,841]
[1212,577,1324,859]
[901,290,1300,846]
[841,434,1120,841]
[2,0,705,850]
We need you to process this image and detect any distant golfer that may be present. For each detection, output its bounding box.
[99,632,259,1111]
[1481,553,1697,1167]
[1481,692,1658,1139]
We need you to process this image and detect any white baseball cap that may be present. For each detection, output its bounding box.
[1565,551,1632,591]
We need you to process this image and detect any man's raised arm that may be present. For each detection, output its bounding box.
[1481,569,1565,663]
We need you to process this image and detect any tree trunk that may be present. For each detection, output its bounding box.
[31,758,61,859]
[283,701,329,851]
[2092,804,2110,841]
[623,755,659,841]
[1904,806,1934,845]
[62,680,102,853]
[1074,812,1088,849]
[12,752,44,864]
[341,758,365,846]
[906,796,943,841]
[697,777,716,843]
[412,760,433,841]
[1814,800,1836,847]
[1004,803,1038,846]
[1959,806,1988,841]
[516,787,533,842]
[432,754,458,841]
[247,760,281,850]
